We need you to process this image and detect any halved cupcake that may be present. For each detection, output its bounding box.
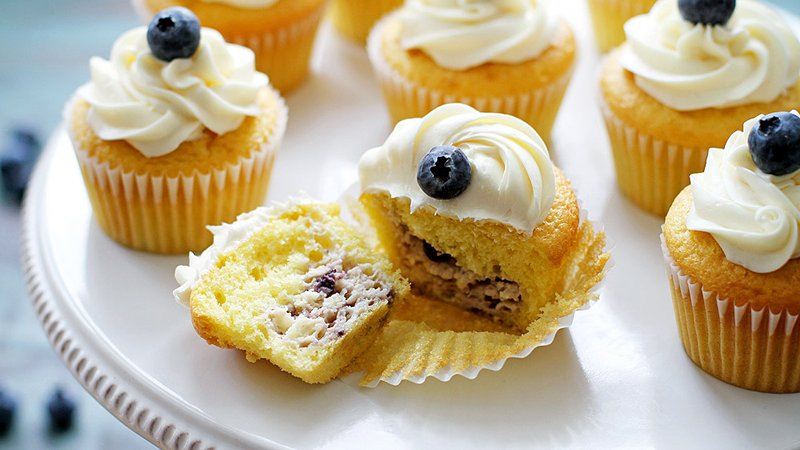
[174,201,410,384]
[68,8,287,253]
[359,103,582,332]
[368,0,575,145]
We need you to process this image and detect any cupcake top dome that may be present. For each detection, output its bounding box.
[199,0,278,7]
[620,0,800,111]
[397,0,558,70]
[358,103,556,233]
[77,7,268,157]
[687,111,800,273]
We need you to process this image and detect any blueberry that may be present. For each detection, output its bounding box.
[1,127,41,206]
[747,112,800,176]
[678,0,736,26]
[312,270,338,297]
[47,388,76,432]
[422,241,453,263]
[416,145,472,200]
[0,388,17,436]
[147,7,201,62]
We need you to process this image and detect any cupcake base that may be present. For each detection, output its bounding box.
[662,235,800,393]
[328,0,402,44]
[587,0,656,52]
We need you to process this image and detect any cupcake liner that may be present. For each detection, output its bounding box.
[587,0,656,52]
[132,0,324,92]
[339,189,611,387]
[328,0,403,44]
[67,92,288,255]
[367,18,574,145]
[600,101,708,216]
[661,234,800,393]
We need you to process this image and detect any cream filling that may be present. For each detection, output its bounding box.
[397,224,522,323]
[263,252,394,348]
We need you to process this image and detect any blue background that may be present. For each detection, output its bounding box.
[0,0,798,448]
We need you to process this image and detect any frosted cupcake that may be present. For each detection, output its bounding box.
[67,8,287,254]
[587,0,656,52]
[663,112,800,393]
[329,0,402,43]
[355,104,610,384]
[600,0,800,215]
[368,0,576,144]
[135,0,327,92]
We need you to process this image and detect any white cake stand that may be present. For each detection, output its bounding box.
[22,2,800,449]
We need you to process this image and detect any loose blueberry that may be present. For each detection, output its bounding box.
[0,388,17,436]
[312,270,338,297]
[678,0,736,26]
[747,112,800,176]
[147,7,201,62]
[423,241,454,264]
[1,127,41,206]
[416,145,472,200]
[47,388,76,432]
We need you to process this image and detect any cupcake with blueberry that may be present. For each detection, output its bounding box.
[329,0,402,44]
[355,104,608,386]
[367,0,575,145]
[663,111,800,393]
[67,8,287,254]
[134,0,326,92]
[587,0,656,52]
[601,0,800,216]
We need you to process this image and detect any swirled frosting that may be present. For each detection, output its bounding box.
[398,0,558,70]
[620,0,800,111]
[359,103,556,232]
[200,0,278,8]
[687,112,800,273]
[78,27,268,157]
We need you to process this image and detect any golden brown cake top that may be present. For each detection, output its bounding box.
[665,188,800,313]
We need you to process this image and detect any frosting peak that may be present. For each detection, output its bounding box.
[687,112,800,273]
[398,0,558,70]
[78,27,268,157]
[358,103,556,232]
[620,0,800,111]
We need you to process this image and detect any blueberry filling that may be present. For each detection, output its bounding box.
[423,241,454,264]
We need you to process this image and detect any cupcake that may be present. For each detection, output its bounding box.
[328,0,402,44]
[174,201,410,384]
[68,8,287,254]
[367,0,576,145]
[134,0,327,92]
[600,0,800,216]
[663,112,800,393]
[587,0,656,52]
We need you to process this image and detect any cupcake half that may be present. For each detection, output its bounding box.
[663,112,800,393]
[600,0,800,216]
[135,0,327,92]
[68,8,287,254]
[329,0,403,44]
[587,0,656,52]
[368,0,576,145]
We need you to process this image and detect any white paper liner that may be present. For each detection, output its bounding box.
[66,88,288,254]
[367,14,574,144]
[661,233,800,393]
[339,185,612,387]
[600,100,708,216]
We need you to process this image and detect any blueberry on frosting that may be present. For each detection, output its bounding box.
[416,145,472,200]
[147,7,201,62]
[678,0,735,26]
[747,112,800,176]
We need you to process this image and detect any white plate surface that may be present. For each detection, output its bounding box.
[23,1,800,449]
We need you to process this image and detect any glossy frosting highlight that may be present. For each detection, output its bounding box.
[398,0,558,70]
[687,112,800,273]
[358,103,556,232]
[620,0,800,111]
[78,27,268,157]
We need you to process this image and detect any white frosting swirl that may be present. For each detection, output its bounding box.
[200,0,278,8]
[358,103,556,232]
[78,27,268,157]
[687,112,800,273]
[620,0,800,111]
[398,0,558,70]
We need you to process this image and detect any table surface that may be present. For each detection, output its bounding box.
[3,1,800,449]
